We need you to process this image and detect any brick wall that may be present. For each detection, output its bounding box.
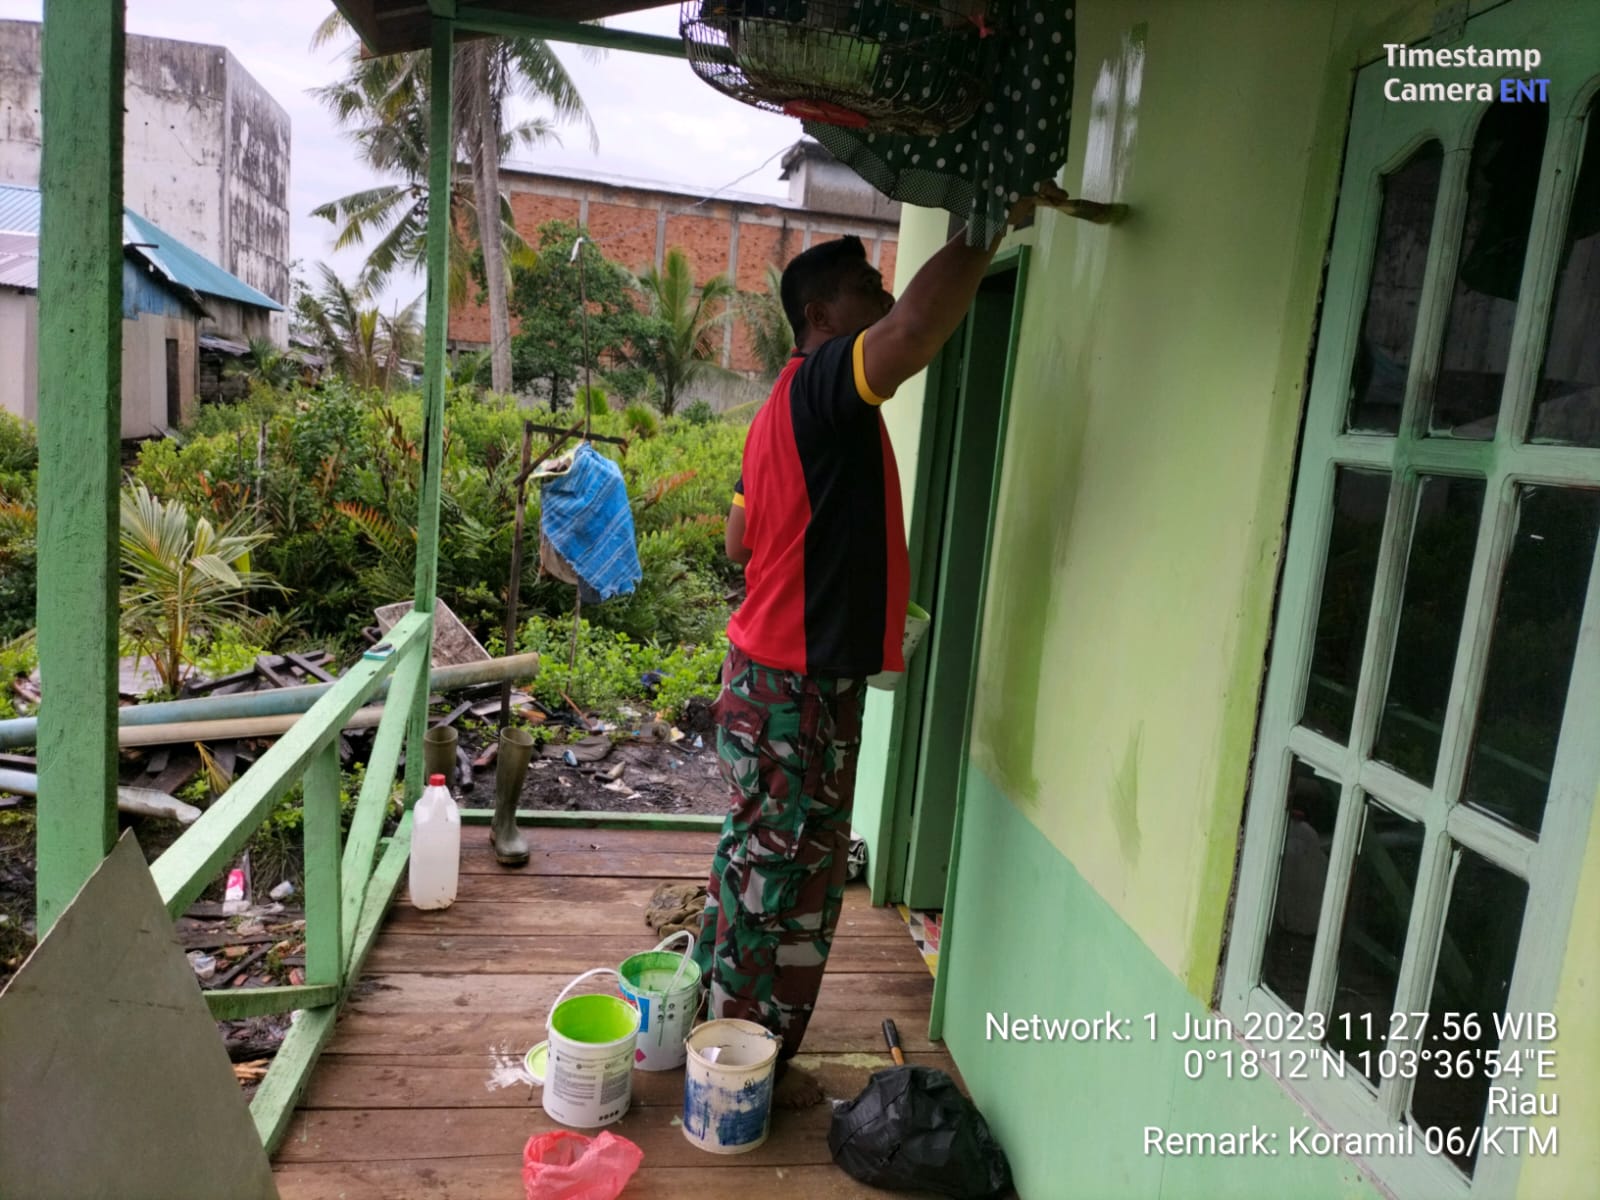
[448,169,899,377]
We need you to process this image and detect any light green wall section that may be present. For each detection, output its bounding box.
[853,0,1600,1194]
[931,0,1477,996]
[1514,777,1600,1200]
[945,767,1383,1200]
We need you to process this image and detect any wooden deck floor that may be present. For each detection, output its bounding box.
[272,827,958,1199]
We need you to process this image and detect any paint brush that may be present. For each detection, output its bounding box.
[882,1018,905,1066]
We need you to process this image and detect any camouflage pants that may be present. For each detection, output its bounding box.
[691,646,864,1061]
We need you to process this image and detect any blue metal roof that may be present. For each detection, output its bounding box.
[0,183,280,312]
[122,206,281,312]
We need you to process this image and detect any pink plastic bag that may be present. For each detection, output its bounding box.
[522,1130,643,1200]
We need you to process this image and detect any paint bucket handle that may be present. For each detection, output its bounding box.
[650,930,696,956]
[651,930,697,994]
[547,967,622,1032]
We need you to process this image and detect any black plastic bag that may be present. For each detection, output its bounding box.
[827,1066,1013,1198]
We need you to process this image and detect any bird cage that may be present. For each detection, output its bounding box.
[680,0,991,136]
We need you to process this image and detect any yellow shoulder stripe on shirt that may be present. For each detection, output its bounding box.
[853,331,890,406]
[731,492,745,508]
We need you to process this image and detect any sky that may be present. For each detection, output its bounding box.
[0,0,803,309]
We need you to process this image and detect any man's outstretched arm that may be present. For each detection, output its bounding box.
[860,183,1069,399]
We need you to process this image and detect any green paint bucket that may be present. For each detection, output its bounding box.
[868,601,932,690]
[542,968,641,1128]
[619,930,702,1072]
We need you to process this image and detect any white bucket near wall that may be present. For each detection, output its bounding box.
[868,601,932,690]
[682,1019,782,1154]
[541,968,641,1129]
[618,931,702,1072]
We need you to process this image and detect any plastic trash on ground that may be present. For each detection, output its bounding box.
[828,1065,1012,1198]
[522,1130,643,1200]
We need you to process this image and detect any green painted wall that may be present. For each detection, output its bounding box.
[946,768,1383,1200]
[1514,779,1600,1200]
[850,0,1600,1194]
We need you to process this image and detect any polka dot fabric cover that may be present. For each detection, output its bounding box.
[804,0,1074,247]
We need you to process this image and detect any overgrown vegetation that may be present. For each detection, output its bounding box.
[0,378,743,721]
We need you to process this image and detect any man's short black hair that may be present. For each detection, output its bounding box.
[780,235,868,344]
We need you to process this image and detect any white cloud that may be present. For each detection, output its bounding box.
[0,0,802,309]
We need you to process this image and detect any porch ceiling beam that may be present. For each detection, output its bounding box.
[454,6,688,58]
[34,0,124,933]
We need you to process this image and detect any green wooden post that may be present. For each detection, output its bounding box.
[34,0,124,933]
[404,17,454,804]
[302,741,342,987]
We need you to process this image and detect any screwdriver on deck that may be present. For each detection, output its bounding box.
[882,1018,906,1066]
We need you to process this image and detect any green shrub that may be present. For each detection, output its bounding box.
[515,614,726,721]
[622,404,659,440]
[0,632,37,720]
[679,400,716,426]
[0,411,38,478]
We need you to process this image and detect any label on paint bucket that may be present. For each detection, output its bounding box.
[542,970,641,1129]
[682,1019,781,1155]
[619,943,701,1073]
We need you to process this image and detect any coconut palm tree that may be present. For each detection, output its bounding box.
[120,484,280,697]
[296,265,422,392]
[312,13,596,395]
[741,264,794,379]
[630,249,738,416]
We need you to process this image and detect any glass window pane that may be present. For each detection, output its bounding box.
[1373,476,1486,782]
[1325,801,1425,1082]
[1409,848,1529,1176]
[1302,469,1390,743]
[1430,104,1548,439]
[1347,142,1444,435]
[1462,486,1600,835]
[1530,97,1600,447]
[1261,758,1341,1010]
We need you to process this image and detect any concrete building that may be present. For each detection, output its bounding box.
[0,19,290,342]
[0,184,281,439]
[448,141,900,404]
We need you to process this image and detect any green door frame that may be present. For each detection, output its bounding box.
[878,246,1031,910]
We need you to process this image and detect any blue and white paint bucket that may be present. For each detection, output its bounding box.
[618,931,702,1072]
[682,1019,782,1154]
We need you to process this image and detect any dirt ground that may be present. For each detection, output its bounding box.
[0,697,729,989]
[452,696,727,816]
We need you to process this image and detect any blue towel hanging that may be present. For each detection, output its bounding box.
[538,443,642,602]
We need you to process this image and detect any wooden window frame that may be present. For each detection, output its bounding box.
[1221,6,1600,1198]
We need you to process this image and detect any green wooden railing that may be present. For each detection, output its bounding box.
[147,609,434,1149]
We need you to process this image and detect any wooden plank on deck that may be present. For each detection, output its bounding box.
[343,971,931,1016]
[302,1050,957,1109]
[318,1006,943,1058]
[275,1161,892,1199]
[364,932,917,975]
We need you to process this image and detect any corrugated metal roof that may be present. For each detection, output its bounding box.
[122,207,281,312]
[0,186,42,237]
[0,184,280,311]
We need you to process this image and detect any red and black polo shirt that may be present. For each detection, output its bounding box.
[728,331,910,679]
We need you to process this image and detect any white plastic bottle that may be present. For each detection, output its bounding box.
[409,773,460,910]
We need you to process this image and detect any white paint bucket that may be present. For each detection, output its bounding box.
[868,601,931,690]
[682,1019,782,1154]
[618,931,703,1072]
[542,968,641,1129]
